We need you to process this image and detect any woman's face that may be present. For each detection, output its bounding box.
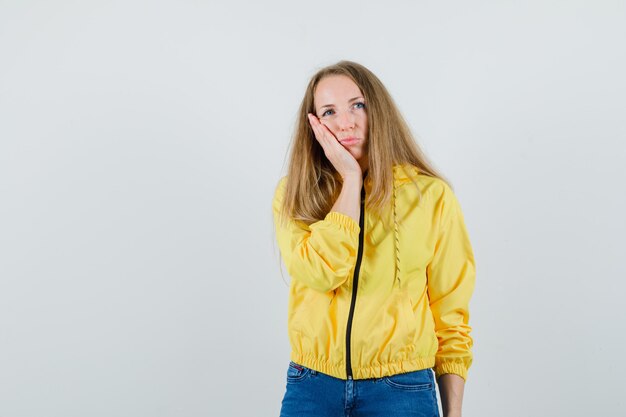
[313,75,368,167]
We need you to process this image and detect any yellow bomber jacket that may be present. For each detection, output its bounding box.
[272,163,476,381]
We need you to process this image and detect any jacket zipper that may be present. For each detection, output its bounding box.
[345,183,366,380]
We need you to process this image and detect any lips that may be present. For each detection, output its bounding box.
[339,137,360,145]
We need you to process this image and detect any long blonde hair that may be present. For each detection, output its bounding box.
[279,60,448,225]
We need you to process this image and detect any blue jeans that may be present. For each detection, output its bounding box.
[279,361,441,417]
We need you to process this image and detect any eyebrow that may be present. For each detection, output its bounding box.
[318,96,364,110]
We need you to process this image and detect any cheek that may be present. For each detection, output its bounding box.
[357,113,368,127]
[320,120,337,134]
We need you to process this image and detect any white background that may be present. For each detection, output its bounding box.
[1,1,625,416]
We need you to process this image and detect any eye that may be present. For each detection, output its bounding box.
[354,102,366,110]
[321,109,334,117]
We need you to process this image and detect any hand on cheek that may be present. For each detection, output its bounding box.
[307,113,361,179]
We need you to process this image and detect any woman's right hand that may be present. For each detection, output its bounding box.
[308,113,362,181]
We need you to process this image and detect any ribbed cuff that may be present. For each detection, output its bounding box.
[434,362,468,381]
[325,211,360,233]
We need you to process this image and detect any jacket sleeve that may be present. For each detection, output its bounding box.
[272,177,361,293]
[426,182,476,381]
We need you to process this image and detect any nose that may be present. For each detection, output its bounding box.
[335,110,355,131]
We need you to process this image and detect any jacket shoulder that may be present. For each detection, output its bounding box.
[272,175,289,212]
[394,164,451,200]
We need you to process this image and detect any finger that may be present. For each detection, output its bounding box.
[309,114,340,145]
[308,114,332,148]
[307,113,321,137]
[318,121,339,142]
[308,113,325,134]
[307,114,324,143]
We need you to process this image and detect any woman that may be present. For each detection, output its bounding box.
[272,61,476,417]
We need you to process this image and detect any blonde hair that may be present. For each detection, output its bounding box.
[279,60,449,226]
